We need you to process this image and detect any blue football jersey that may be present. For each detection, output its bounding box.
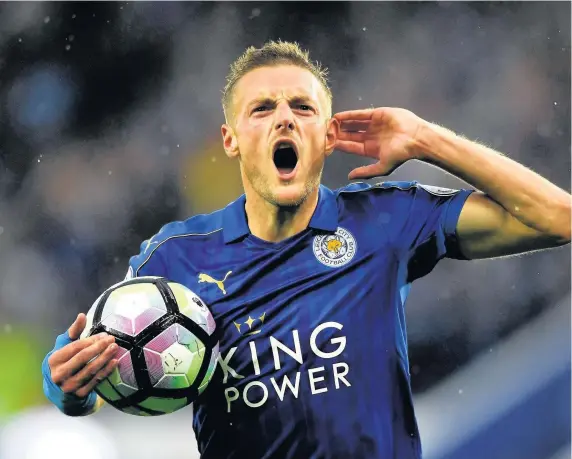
[127,181,473,459]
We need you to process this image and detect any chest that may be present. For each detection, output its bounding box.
[165,226,398,355]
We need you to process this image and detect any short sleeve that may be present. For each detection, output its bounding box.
[369,181,473,282]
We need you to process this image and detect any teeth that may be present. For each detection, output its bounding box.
[277,143,292,150]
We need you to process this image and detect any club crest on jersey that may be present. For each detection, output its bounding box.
[313,227,357,268]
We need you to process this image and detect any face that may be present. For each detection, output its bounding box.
[221,65,338,208]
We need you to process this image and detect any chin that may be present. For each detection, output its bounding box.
[271,183,309,208]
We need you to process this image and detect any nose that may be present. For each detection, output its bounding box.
[274,102,295,132]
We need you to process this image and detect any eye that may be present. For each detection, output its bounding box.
[253,105,270,113]
[295,104,316,113]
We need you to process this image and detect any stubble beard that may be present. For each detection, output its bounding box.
[243,160,322,210]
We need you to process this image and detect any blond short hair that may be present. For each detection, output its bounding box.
[222,40,333,122]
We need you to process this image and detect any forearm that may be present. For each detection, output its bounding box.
[414,123,571,241]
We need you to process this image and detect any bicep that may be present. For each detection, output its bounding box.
[456,192,563,259]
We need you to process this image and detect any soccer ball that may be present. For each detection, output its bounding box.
[80,276,219,416]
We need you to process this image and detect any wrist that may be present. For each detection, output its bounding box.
[412,121,458,162]
[61,392,98,416]
[42,374,97,416]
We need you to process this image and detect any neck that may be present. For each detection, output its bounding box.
[244,187,320,243]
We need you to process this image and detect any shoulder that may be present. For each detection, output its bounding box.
[327,181,420,231]
[335,180,419,197]
[129,209,225,275]
[334,180,462,203]
[145,210,224,250]
[333,181,420,210]
[331,180,466,229]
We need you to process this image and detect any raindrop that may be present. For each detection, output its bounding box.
[211,157,217,162]
[458,389,463,395]
[250,8,261,18]
[0,226,4,235]
[68,34,75,42]
[4,324,12,333]
[554,102,558,106]
[18,38,22,43]
[176,144,180,148]
[108,170,112,175]
[65,44,71,51]
[37,158,41,162]
[358,96,362,101]
[72,14,76,19]
[113,257,119,263]
[362,27,367,31]
[44,16,51,24]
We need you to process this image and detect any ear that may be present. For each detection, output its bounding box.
[324,117,339,157]
[221,124,239,159]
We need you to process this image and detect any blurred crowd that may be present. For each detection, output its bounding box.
[0,2,569,416]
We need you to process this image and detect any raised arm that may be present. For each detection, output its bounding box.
[333,107,571,259]
[416,123,571,259]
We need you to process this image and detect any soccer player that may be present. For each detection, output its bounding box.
[43,41,571,458]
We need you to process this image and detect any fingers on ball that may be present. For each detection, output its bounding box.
[77,358,119,397]
[71,335,115,368]
[49,332,108,368]
[74,343,118,386]
[54,335,115,384]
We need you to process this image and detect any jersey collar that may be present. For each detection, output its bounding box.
[222,185,338,244]
[222,194,249,244]
[308,185,338,232]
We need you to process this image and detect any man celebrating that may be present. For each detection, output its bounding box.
[43,41,570,458]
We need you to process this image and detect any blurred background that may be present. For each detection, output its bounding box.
[0,2,569,459]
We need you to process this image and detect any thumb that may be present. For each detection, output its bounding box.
[68,313,87,341]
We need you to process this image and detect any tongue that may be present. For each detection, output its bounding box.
[277,167,294,175]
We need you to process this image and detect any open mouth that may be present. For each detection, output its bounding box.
[273,141,298,177]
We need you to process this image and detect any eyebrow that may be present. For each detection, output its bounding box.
[248,95,316,108]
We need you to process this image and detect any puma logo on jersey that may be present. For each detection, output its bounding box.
[198,271,232,295]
